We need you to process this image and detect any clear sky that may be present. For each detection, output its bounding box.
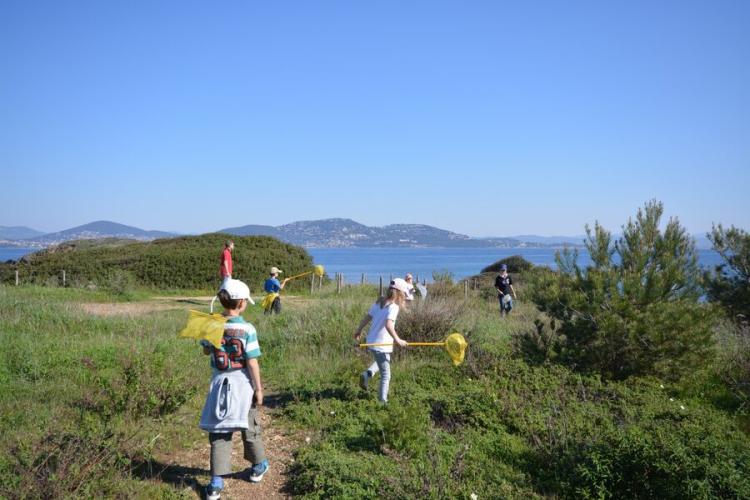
[1,1,748,236]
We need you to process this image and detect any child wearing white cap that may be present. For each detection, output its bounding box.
[199,279,269,499]
[353,278,410,403]
[263,267,289,315]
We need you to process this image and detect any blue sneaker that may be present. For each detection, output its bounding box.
[248,459,269,483]
[206,476,223,500]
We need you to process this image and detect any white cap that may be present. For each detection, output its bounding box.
[221,279,251,300]
[270,266,283,274]
[390,278,411,295]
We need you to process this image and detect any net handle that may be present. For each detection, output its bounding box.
[286,270,313,281]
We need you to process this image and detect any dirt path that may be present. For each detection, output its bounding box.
[152,395,297,499]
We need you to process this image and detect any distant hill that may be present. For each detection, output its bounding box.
[221,218,524,248]
[0,225,45,240]
[24,221,176,245]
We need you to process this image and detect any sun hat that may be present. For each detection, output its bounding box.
[390,278,411,294]
[221,279,251,300]
[270,266,283,274]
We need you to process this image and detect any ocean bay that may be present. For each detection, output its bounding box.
[307,247,723,283]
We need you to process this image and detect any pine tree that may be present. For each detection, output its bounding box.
[530,200,715,381]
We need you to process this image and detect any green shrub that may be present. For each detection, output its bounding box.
[714,320,750,409]
[104,269,137,297]
[0,233,315,291]
[427,271,464,299]
[398,297,464,342]
[529,200,715,381]
[481,255,533,274]
[705,224,750,324]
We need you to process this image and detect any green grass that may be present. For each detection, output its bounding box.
[1,284,749,499]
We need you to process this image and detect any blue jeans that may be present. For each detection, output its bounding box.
[366,351,391,402]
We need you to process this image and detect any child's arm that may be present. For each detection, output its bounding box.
[246,358,263,407]
[201,341,212,355]
[385,319,408,347]
[353,313,372,340]
[510,283,517,299]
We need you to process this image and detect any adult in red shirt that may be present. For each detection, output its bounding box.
[220,240,234,288]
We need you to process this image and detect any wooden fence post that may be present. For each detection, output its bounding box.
[62,270,66,287]
[361,273,365,285]
[15,269,19,286]
[319,274,323,291]
[379,276,383,297]
[337,273,342,294]
[464,281,468,298]
[310,273,315,294]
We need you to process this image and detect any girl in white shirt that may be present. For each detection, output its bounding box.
[353,278,410,402]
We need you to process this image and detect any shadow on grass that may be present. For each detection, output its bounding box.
[271,386,355,406]
[130,457,208,496]
[175,298,209,306]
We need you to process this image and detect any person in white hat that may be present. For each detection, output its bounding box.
[199,279,269,499]
[263,267,289,315]
[353,278,410,403]
[404,273,416,302]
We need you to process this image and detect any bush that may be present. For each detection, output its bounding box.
[104,269,137,297]
[529,200,715,381]
[714,320,750,409]
[427,271,464,299]
[705,224,750,324]
[398,298,464,342]
[0,233,315,291]
[481,255,533,274]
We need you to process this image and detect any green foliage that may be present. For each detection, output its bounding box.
[2,270,750,499]
[0,233,315,291]
[705,224,750,323]
[0,287,203,498]
[481,255,534,274]
[528,200,716,381]
[713,320,750,410]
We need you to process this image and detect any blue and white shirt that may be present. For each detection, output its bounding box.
[201,316,261,375]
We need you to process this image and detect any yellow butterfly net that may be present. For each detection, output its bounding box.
[359,332,468,366]
[178,310,227,348]
[285,264,326,282]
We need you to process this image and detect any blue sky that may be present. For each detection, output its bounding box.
[1,1,748,236]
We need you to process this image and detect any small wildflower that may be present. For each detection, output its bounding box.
[305,437,311,444]
[659,384,665,389]
[680,405,686,411]
[330,411,336,416]
[669,398,674,401]
[471,494,479,500]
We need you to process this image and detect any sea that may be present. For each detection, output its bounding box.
[307,247,723,283]
[2,246,723,284]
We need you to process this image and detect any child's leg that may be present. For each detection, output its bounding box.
[241,405,266,464]
[374,352,391,402]
[209,432,234,476]
[366,356,380,377]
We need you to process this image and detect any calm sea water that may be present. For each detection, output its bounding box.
[1,246,722,283]
[307,247,724,283]
[0,247,38,262]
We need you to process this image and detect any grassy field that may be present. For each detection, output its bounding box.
[1,282,749,499]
